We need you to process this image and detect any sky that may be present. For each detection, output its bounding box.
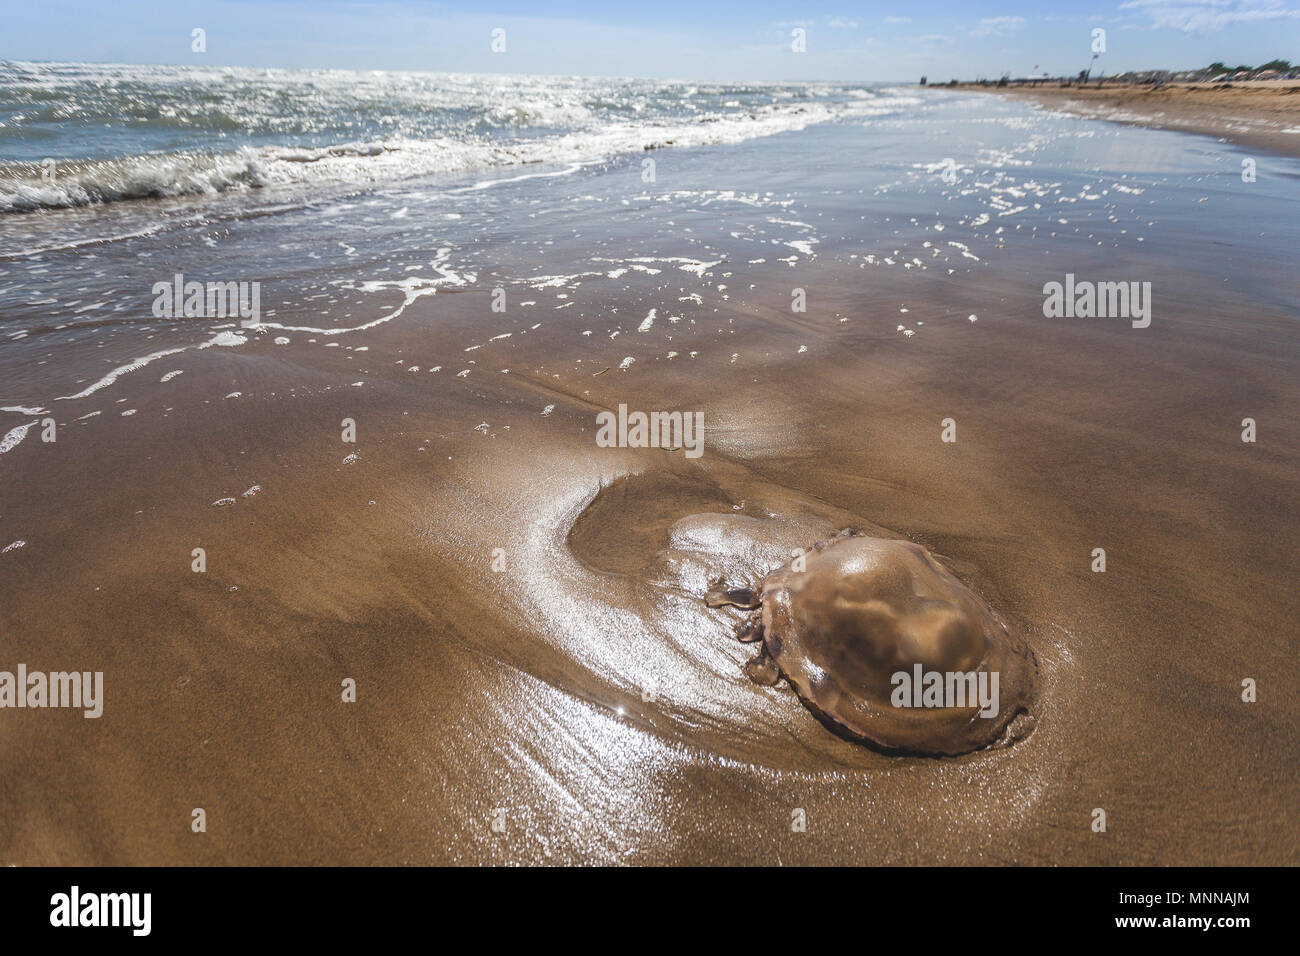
[2,0,1297,81]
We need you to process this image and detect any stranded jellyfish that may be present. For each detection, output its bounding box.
[706,530,1037,755]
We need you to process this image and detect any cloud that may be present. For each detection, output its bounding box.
[915,33,954,45]
[882,16,912,24]
[969,16,1028,37]
[1119,0,1300,31]
[827,16,858,29]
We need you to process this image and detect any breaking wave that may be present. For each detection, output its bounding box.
[0,61,918,213]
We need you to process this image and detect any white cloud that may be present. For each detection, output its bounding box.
[1119,0,1300,32]
[970,15,1029,37]
[827,16,858,29]
[883,16,912,24]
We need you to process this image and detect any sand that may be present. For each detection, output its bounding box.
[2,95,1298,866]
[956,81,1300,158]
[3,254,1297,865]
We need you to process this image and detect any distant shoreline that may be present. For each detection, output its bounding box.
[948,80,1300,158]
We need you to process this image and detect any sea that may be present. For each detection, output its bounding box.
[1,60,1297,426]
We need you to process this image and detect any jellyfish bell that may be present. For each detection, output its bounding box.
[707,530,1037,756]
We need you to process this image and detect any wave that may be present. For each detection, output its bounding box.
[0,80,915,214]
[0,152,268,212]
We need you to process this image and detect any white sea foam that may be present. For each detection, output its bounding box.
[0,63,912,215]
[591,256,723,277]
[1,421,35,456]
[54,331,248,401]
[255,248,469,336]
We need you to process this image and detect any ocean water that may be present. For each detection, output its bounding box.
[0,62,910,214]
[2,61,1298,418]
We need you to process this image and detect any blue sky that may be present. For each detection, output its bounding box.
[3,0,1297,80]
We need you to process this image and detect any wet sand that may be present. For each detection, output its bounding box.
[959,81,1300,158]
[3,254,1297,865]
[2,95,1298,866]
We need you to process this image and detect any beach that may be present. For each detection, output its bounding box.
[1,68,1298,865]
[957,80,1300,158]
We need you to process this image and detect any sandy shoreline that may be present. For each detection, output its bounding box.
[4,253,1297,864]
[3,94,1298,865]
[954,82,1300,157]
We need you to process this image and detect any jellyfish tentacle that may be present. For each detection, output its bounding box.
[735,613,764,643]
[705,578,760,609]
[744,645,781,685]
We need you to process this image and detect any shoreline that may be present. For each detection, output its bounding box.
[3,92,1297,866]
[951,81,1300,158]
[5,254,1297,864]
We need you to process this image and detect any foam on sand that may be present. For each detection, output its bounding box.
[0,421,35,456]
[55,331,248,401]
